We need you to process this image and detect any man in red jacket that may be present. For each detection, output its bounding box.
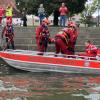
[0,7,4,25]
[59,3,69,27]
[35,18,50,52]
[55,28,70,55]
[67,21,79,55]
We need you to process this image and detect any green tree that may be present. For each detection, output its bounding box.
[15,0,87,16]
[80,0,100,27]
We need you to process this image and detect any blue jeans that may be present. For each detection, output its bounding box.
[60,15,67,27]
[39,14,45,24]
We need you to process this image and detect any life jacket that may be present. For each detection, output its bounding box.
[5,25,14,37]
[40,24,50,38]
[55,30,70,45]
[35,26,42,38]
[68,28,78,44]
[36,24,49,40]
[86,44,97,56]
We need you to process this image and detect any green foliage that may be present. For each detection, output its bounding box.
[15,0,87,16]
[80,0,99,26]
[85,0,99,16]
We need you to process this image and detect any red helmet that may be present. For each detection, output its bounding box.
[42,18,50,24]
[61,28,68,33]
[68,21,76,28]
[68,21,73,26]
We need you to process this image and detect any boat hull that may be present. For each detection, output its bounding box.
[0,50,100,74]
[2,56,100,74]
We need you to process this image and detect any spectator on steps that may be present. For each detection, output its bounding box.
[59,3,69,27]
[38,4,45,24]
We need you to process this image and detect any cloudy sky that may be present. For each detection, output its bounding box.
[87,0,93,4]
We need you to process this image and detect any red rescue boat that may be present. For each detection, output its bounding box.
[0,49,100,74]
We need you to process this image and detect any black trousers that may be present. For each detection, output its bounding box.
[5,38,15,50]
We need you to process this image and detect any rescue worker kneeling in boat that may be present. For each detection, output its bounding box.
[79,40,98,59]
[1,20,15,50]
[35,18,50,53]
[55,28,70,55]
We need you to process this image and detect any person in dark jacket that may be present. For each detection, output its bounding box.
[22,8,27,27]
[53,9,60,26]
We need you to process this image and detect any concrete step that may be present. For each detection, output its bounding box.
[88,34,100,38]
[76,38,100,45]
[14,38,34,44]
[0,26,100,52]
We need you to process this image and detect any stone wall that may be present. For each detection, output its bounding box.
[0,26,100,52]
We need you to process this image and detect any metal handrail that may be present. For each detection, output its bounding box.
[1,49,99,61]
[44,53,97,61]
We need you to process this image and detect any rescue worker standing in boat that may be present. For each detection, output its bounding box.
[35,18,50,52]
[1,20,15,50]
[67,21,79,55]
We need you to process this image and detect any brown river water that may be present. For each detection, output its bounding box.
[0,59,100,100]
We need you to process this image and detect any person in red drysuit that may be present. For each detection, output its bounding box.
[1,20,15,50]
[79,40,98,57]
[35,18,50,52]
[0,7,5,25]
[67,21,79,55]
[55,28,70,55]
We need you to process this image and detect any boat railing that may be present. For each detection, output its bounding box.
[44,53,98,61]
[1,49,99,61]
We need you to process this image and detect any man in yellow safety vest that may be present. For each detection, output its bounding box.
[6,4,13,24]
